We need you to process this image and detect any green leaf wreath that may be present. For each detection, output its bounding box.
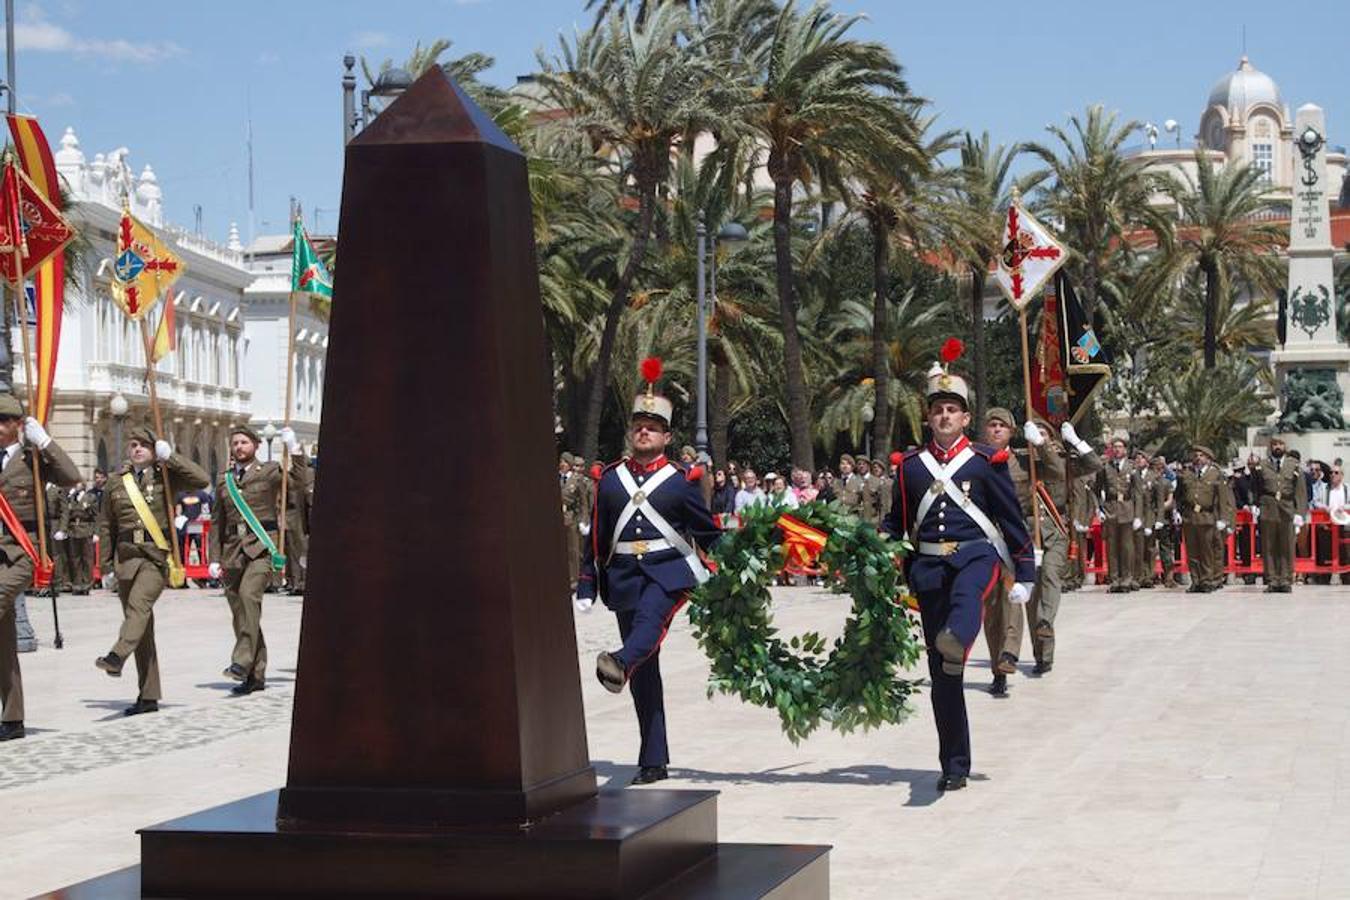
[687,500,924,744]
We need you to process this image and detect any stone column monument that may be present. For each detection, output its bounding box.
[1270,103,1350,461]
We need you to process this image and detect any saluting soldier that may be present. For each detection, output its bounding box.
[1098,436,1144,593]
[576,359,721,786]
[0,396,81,741]
[1254,436,1307,593]
[1133,451,1158,589]
[95,427,210,715]
[838,454,864,514]
[208,424,306,696]
[1177,445,1228,593]
[882,355,1035,791]
[59,480,100,594]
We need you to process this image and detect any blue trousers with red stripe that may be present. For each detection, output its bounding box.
[911,549,1001,779]
[613,579,686,768]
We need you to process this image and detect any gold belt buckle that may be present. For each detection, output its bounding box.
[940,540,958,556]
[633,539,649,554]
[237,523,248,537]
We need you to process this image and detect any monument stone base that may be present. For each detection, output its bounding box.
[41,789,830,899]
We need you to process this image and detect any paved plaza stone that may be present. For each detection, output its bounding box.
[2,583,1349,898]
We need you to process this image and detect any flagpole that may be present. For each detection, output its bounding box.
[278,287,297,561]
[1018,307,1043,551]
[136,313,186,580]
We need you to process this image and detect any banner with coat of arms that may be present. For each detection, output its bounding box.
[1029,270,1111,427]
[994,200,1067,311]
[110,208,184,320]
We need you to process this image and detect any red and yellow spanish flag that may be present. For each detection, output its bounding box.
[150,291,176,363]
[776,514,828,571]
[6,115,67,426]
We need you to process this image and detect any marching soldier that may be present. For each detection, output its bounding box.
[576,359,721,786]
[1064,467,1097,591]
[59,481,100,594]
[1177,445,1227,593]
[882,355,1034,792]
[284,456,312,596]
[978,408,1024,695]
[1254,436,1307,593]
[1098,436,1143,593]
[838,454,864,514]
[0,396,81,741]
[46,483,68,591]
[1133,451,1158,588]
[1151,456,1181,587]
[208,424,307,696]
[95,427,210,715]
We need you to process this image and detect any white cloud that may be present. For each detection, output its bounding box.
[351,30,392,49]
[42,91,75,108]
[15,8,183,63]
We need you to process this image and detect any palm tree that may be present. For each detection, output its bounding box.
[362,39,505,112]
[1145,151,1285,367]
[741,0,921,469]
[537,5,731,461]
[1024,105,1173,322]
[1152,356,1270,460]
[954,132,1042,423]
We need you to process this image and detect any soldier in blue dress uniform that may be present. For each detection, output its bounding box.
[575,358,721,786]
[882,345,1036,791]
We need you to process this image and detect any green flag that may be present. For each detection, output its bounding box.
[290,219,333,300]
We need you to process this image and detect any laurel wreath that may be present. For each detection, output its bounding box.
[687,501,924,744]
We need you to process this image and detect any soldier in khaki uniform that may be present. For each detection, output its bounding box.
[870,458,892,521]
[838,454,864,514]
[282,456,313,596]
[855,455,877,524]
[1150,456,1181,587]
[1132,451,1158,588]
[95,426,210,715]
[57,481,100,594]
[1064,466,1096,591]
[208,424,306,695]
[1098,437,1144,592]
[0,394,81,741]
[1177,444,1228,592]
[979,409,1024,695]
[1254,437,1308,593]
[46,483,68,591]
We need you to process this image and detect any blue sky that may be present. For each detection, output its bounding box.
[10,0,1348,245]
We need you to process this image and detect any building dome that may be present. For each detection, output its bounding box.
[1207,56,1281,115]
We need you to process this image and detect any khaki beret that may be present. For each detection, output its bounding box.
[1192,444,1216,461]
[839,454,855,466]
[0,393,23,418]
[984,407,1015,427]
[231,424,262,443]
[126,424,157,445]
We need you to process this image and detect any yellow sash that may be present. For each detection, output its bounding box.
[121,472,186,587]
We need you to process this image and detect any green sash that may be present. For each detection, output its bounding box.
[225,471,286,571]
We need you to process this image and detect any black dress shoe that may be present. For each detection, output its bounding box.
[631,766,668,785]
[936,774,967,792]
[0,721,24,741]
[123,699,159,717]
[989,674,1008,697]
[230,678,264,696]
[596,652,626,694]
[222,663,248,681]
[1031,660,1053,676]
[96,652,123,677]
[1186,585,1204,593]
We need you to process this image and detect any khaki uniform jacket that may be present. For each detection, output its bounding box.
[1149,474,1174,526]
[99,454,211,574]
[1012,443,1101,524]
[1098,460,1144,524]
[861,475,883,523]
[0,441,81,566]
[839,473,865,512]
[1254,457,1308,523]
[46,484,67,535]
[1177,465,1227,526]
[65,488,101,539]
[1136,470,1157,526]
[209,454,309,570]
[285,459,314,535]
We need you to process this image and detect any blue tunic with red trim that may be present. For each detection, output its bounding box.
[881,436,1036,586]
[577,455,721,611]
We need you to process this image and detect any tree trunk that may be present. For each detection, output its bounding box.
[579,184,657,462]
[1203,258,1218,369]
[710,343,731,467]
[771,175,814,471]
[970,263,987,426]
[871,217,891,455]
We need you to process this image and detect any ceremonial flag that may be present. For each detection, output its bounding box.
[1029,270,1111,428]
[776,513,828,572]
[994,200,1067,311]
[6,115,69,426]
[290,219,332,300]
[0,161,75,284]
[150,292,176,363]
[111,208,183,320]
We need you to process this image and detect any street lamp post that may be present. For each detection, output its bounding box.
[110,392,129,462]
[263,423,277,462]
[344,61,414,147]
[694,217,709,455]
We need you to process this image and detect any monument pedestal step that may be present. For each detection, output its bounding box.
[41,788,827,898]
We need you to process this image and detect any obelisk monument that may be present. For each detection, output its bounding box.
[1271,103,1350,460]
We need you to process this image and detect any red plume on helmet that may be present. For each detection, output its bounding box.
[889,451,902,466]
[940,338,965,364]
[640,356,663,386]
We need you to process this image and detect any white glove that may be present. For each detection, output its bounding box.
[1074,522,1089,533]
[1144,527,1152,536]
[154,439,172,461]
[1154,521,1164,531]
[101,573,115,590]
[174,514,188,530]
[1294,514,1304,531]
[53,530,66,541]
[23,416,51,449]
[1009,582,1032,605]
[1132,517,1143,531]
[578,521,591,536]
[1034,548,1044,568]
[573,595,594,612]
[1023,421,1046,447]
[1060,421,1091,454]
[1216,520,1228,531]
[280,427,301,455]
[208,562,222,580]
[1250,505,1261,521]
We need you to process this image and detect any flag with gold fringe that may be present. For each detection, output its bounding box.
[111,208,183,320]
